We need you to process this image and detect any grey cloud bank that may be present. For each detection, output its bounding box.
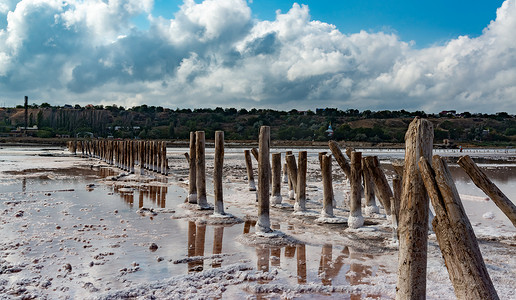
[0,0,515,113]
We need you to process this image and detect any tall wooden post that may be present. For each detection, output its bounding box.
[188,132,197,203]
[213,131,225,215]
[348,151,364,228]
[419,156,499,299]
[362,157,378,214]
[328,141,351,178]
[321,153,334,217]
[244,150,256,191]
[362,156,393,216]
[396,117,433,300]
[285,151,296,200]
[196,131,209,209]
[257,126,272,233]
[294,151,307,212]
[271,152,282,204]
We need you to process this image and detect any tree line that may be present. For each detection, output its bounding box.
[1,104,515,146]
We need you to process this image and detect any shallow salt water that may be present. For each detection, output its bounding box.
[0,145,515,299]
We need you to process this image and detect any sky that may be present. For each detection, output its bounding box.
[0,0,515,113]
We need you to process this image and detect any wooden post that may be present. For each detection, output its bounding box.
[348,152,364,228]
[285,151,296,200]
[396,117,433,300]
[282,162,288,183]
[196,131,209,209]
[362,156,393,216]
[188,132,197,203]
[391,159,404,225]
[251,147,259,162]
[294,151,307,212]
[213,131,225,215]
[419,155,499,300]
[362,157,378,214]
[457,155,516,227]
[244,150,256,191]
[345,147,354,160]
[257,126,272,233]
[328,141,351,178]
[321,153,334,217]
[271,152,282,204]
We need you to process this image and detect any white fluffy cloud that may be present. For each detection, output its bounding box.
[0,0,515,113]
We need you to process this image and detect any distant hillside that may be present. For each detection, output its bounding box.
[1,106,515,147]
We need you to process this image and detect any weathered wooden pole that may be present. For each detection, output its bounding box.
[320,153,334,218]
[345,147,354,160]
[213,131,225,215]
[251,147,259,162]
[162,141,168,175]
[294,151,307,212]
[396,117,433,300]
[328,140,351,178]
[348,151,364,228]
[285,151,296,200]
[271,152,282,204]
[282,162,288,183]
[244,150,256,191]
[187,132,197,203]
[457,155,516,227]
[196,131,210,209]
[419,155,499,300]
[362,157,378,214]
[391,159,404,224]
[257,126,272,233]
[362,156,393,216]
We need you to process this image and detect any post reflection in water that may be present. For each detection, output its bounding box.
[212,226,224,268]
[194,223,207,272]
[187,221,197,272]
[344,247,379,300]
[256,246,270,273]
[296,244,307,284]
[112,181,168,208]
[243,219,257,234]
[318,244,346,286]
[139,190,144,208]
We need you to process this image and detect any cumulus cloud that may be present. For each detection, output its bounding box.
[0,0,515,113]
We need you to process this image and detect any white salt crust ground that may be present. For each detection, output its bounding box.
[0,147,515,299]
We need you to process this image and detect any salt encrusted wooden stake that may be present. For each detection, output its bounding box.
[363,156,393,216]
[257,126,272,233]
[271,152,282,205]
[458,155,516,227]
[188,132,197,203]
[328,141,351,178]
[396,117,433,300]
[362,157,379,214]
[294,151,307,212]
[196,131,210,210]
[419,155,499,300]
[282,162,288,183]
[348,151,364,228]
[285,152,298,200]
[285,151,296,199]
[244,150,256,191]
[321,154,334,217]
[213,131,225,215]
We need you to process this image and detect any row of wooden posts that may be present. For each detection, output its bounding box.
[67,140,169,175]
[68,119,516,300]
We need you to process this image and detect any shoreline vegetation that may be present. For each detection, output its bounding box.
[1,105,515,148]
